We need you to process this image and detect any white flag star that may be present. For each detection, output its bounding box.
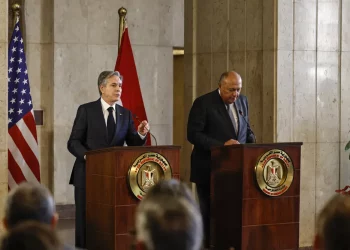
[12,88,18,94]
[20,38,23,43]
[8,108,14,114]
[13,36,18,42]
[15,26,19,32]
[24,69,28,75]
[23,79,28,84]
[11,46,17,53]
[21,89,27,95]
[19,99,25,105]
[20,48,23,53]
[18,58,23,64]
[10,57,15,63]
[14,78,20,84]
[8,68,13,73]
[28,100,32,106]
[10,98,16,104]
[16,68,21,74]
[8,118,12,124]
[8,77,11,82]
[17,109,23,115]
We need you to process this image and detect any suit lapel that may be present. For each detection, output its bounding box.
[234,100,243,136]
[93,99,108,144]
[213,91,237,138]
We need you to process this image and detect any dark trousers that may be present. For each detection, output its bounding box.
[196,183,210,248]
[74,187,86,249]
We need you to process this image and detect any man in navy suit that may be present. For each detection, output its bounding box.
[67,71,149,248]
[187,71,255,248]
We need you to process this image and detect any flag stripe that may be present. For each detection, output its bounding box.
[8,151,25,186]
[17,116,39,160]
[8,128,40,181]
[23,111,38,142]
[8,20,40,189]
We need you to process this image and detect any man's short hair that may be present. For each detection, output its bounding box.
[135,179,203,250]
[1,221,61,250]
[5,182,56,229]
[144,179,198,208]
[316,194,350,250]
[97,71,123,95]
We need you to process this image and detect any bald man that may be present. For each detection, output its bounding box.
[187,71,255,248]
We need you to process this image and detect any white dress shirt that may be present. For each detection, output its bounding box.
[218,89,239,133]
[100,98,146,139]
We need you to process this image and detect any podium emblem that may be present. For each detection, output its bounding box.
[128,152,172,200]
[255,149,294,196]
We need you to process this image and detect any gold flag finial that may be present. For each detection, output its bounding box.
[118,7,127,48]
[12,3,21,25]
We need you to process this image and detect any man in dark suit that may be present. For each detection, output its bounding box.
[187,71,255,248]
[67,71,149,248]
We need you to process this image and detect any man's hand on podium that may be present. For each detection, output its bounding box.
[224,139,240,146]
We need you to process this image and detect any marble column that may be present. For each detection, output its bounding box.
[0,0,8,234]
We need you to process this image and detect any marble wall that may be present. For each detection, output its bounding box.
[184,0,276,146]
[277,0,350,246]
[0,0,8,234]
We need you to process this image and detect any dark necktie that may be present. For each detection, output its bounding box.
[107,107,115,144]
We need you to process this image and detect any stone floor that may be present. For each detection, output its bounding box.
[57,219,75,247]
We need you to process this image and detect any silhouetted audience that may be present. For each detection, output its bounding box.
[2,182,76,250]
[314,194,350,250]
[3,182,58,230]
[1,221,62,250]
[135,179,203,250]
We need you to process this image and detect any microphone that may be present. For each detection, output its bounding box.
[238,110,256,143]
[132,114,158,146]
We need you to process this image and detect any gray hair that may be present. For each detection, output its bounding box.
[5,182,56,229]
[97,71,123,95]
[135,180,203,250]
[316,194,350,250]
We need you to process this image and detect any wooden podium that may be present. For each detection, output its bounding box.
[210,143,302,250]
[85,146,180,250]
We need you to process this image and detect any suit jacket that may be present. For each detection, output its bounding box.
[187,90,255,184]
[67,99,146,188]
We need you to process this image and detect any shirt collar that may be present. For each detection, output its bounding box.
[100,97,116,111]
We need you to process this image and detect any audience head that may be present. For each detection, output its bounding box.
[314,194,350,250]
[3,182,58,230]
[135,179,203,250]
[0,221,62,250]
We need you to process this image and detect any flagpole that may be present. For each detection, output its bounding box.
[12,3,21,27]
[118,7,127,48]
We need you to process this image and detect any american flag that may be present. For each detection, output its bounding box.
[8,20,40,190]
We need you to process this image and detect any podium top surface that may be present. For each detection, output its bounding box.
[86,145,181,155]
[211,142,303,150]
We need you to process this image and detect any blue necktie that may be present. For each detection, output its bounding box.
[107,107,115,144]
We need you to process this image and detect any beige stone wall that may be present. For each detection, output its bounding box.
[184,0,276,145]
[277,0,350,246]
[0,0,8,234]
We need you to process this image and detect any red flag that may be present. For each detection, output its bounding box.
[115,28,151,145]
